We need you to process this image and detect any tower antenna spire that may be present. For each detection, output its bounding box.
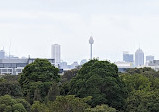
[89,36,94,60]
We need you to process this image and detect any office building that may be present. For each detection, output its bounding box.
[135,48,144,67]
[146,55,154,62]
[0,50,5,59]
[115,61,134,72]
[123,51,133,62]
[51,44,61,65]
[0,58,55,75]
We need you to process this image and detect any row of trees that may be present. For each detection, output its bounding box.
[0,59,159,111]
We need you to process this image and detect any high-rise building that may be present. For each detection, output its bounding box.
[146,55,154,62]
[51,44,61,65]
[123,51,133,62]
[0,50,5,59]
[135,48,144,67]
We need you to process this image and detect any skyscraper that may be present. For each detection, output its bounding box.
[51,44,61,65]
[135,48,144,67]
[123,51,133,62]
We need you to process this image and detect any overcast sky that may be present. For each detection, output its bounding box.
[0,0,159,64]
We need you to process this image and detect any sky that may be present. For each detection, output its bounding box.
[0,0,159,64]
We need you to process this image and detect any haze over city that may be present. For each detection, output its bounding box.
[0,0,159,64]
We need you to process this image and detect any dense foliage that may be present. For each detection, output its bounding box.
[19,59,60,103]
[121,68,159,112]
[1,59,159,112]
[85,104,116,112]
[0,75,22,97]
[68,60,127,110]
[0,95,30,112]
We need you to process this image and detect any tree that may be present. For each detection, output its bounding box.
[31,101,49,112]
[16,98,31,112]
[48,95,91,112]
[85,104,117,112]
[0,95,29,112]
[125,89,159,112]
[60,69,79,95]
[68,59,127,110]
[0,74,22,97]
[121,74,151,93]
[126,67,159,78]
[19,59,60,104]
[61,68,79,83]
[12,103,27,112]
[121,73,159,112]
[46,82,60,101]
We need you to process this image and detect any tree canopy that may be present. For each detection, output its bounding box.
[68,59,127,110]
[0,95,30,112]
[48,95,91,112]
[19,59,60,103]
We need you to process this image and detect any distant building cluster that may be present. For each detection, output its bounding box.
[116,48,159,72]
[59,59,87,70]
[51,44,87,70]
[3,37,159,75]
[0,50,19,59]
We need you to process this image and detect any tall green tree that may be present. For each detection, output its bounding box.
[68,59,127,110]
[19,59,60,104]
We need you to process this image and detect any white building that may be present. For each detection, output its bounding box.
[115,61,134,72]
[51,44,61,66]
[0,58,55,75]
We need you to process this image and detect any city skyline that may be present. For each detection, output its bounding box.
[0,0,159,64]
[0,45,155,66]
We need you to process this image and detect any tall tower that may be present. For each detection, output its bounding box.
[135,48,144,67]
[51,44,61,65]
[89,36,94,60]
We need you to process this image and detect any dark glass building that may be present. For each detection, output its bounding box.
[123,52,134,62]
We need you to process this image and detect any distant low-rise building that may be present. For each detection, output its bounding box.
[146,55,154,62]
[71,61,79,69]
[115,61,134,72]
[0,58,55,75]
[59,61,68,69]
